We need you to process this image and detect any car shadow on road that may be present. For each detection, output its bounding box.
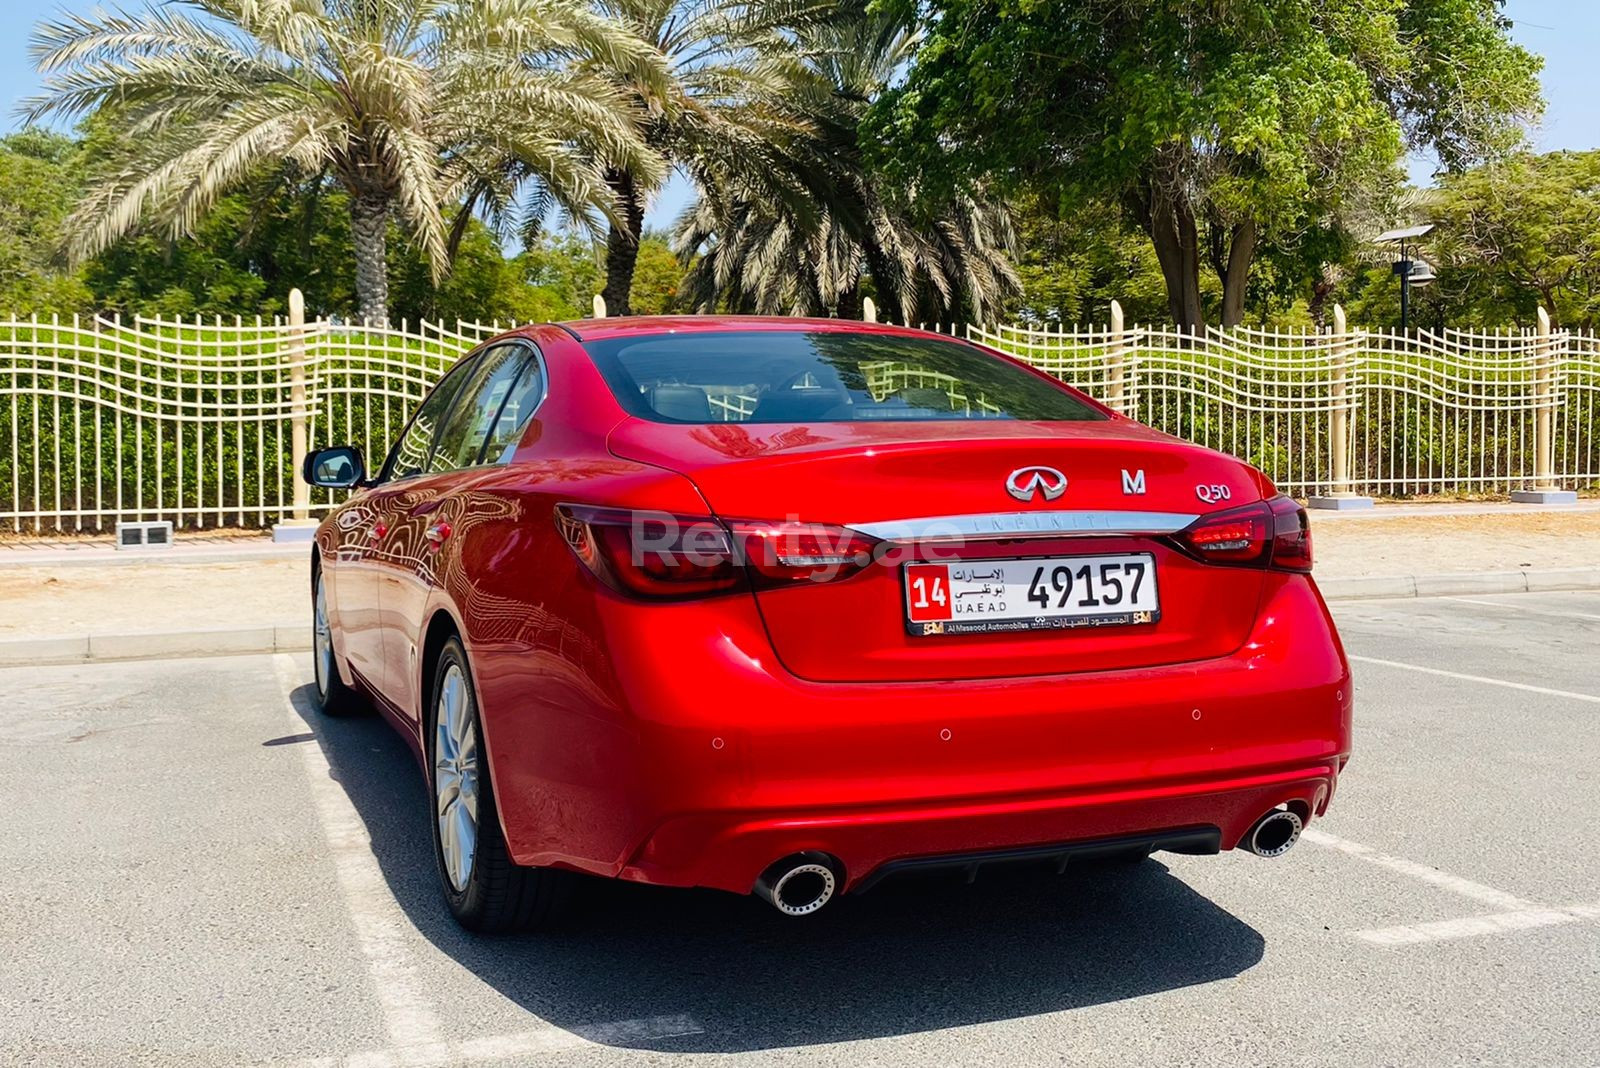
[289,684,1265,1053]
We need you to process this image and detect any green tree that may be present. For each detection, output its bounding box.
[515,234,605,321]
[676,5,1019,321]
[0,130,94,314]
[1009,194,1174,325]
[27,0,668,325]
[874,0,1543,329]
[627,233,685,314]
[592,0,817,314]
[1428,151,1600,328]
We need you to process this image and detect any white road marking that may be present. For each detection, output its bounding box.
[1445,596,1600,622]
[272,654,445,1052]
[1353,906,1600,946]
[288,1015,704,1068]
[273,656,709,1062]
[1348,655,1600,705]
[1301,828,1535,910]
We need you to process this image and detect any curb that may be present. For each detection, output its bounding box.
[4,567,1599,667]
[0,545,308,569]
[1318,566,1600,601]
[0,624,310,667]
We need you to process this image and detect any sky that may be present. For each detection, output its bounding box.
[0,0,1592,230]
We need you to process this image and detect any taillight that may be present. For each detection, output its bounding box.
[1266,495,1313,572]
[556,505,740,598]
[1175,496,1312,572]
[726,519,877,588]
[555,506,878,599]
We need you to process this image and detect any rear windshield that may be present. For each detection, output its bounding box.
[581,330,1107,424]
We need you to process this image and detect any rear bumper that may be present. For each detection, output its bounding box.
[621,763,1339,894]
[495,571,1352,895]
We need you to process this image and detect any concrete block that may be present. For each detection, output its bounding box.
[1510,490,1579,504]
[271,520,320,543]
[1307,495,1376,511]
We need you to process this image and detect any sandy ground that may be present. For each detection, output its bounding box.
[1313,509,1600,577]
[0,558,309,638]
[0,510,1595,639]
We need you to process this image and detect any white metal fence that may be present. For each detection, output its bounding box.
[1,298,1595,532]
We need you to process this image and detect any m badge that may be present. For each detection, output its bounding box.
[1121,469,1146,495]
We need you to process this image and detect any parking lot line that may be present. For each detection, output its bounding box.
[1444,596,1600,622]
[1302,828,1535,910]
[1352,906,1600,946]
[1304,829,1600,948]
[288,1015,705,1068]
[1348,655,1600,704]
[271,654,445,1051]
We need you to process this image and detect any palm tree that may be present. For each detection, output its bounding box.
[27,0,670,325]
[592,0,823,314]
[673,8,1020,321]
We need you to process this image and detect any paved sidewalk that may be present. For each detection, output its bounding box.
[0,502,1596,663]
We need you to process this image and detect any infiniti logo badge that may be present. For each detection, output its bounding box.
[1005,466,1068,503]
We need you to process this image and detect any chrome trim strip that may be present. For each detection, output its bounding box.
[847,510,1199,542]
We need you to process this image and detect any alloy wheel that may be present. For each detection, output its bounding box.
[434,664,479,893]
[313,576,332,699]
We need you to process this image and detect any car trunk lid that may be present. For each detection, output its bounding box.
[608,418,1269,682]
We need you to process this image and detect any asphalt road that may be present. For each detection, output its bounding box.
[3,591,1599,1068]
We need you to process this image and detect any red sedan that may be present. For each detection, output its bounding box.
[305,317,1352,930]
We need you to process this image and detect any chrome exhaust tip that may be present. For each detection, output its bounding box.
[754,853,841,916]
[1244,809,1304,858]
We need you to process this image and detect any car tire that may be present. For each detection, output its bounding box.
[313,568,368,717]
[428,636,571,933]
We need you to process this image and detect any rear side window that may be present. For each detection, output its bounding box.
[386,355,478,480]
[428,344,530,472]
[480,354,546,464]
[581,330,1105,424]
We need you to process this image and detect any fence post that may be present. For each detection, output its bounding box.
[1309,304,1374,509]
[289,289,309,520]
[862,297,877,323]
[272,288,320,542]
[1106,300,1127,414]
[1512,307,1576,503]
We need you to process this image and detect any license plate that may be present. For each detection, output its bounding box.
[903,553,1160,636]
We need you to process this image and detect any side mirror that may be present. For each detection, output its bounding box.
[303,446,366,489]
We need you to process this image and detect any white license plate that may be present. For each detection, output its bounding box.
[903,553,1160,636]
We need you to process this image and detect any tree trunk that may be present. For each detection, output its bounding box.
[836,283,863,321]
[601,169,646,317]
[349,194,391,326]
[1217,219,1257,328]
[1129,169,1204,332]
[863,244,905,324]
[1308,268,1337,328]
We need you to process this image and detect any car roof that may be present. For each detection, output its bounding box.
[554,315,954,343]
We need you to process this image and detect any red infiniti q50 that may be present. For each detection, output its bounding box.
[305,317,1352,931]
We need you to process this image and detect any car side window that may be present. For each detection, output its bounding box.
[427,345,531,473]
[386,354,480,482]
[478,350,546,465]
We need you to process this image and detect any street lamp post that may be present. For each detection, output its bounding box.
[1376,224,1435,330]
